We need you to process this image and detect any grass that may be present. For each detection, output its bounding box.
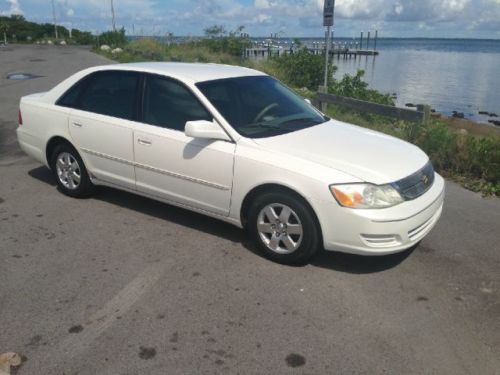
[99,38,244,65]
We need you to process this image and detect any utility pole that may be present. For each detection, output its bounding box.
[51,0,58,40]
[111,0,116,31]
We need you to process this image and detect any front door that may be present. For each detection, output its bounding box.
[133,74,235,216]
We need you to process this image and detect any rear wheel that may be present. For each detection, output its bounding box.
[248,192,321,265]
[50,143,94,198]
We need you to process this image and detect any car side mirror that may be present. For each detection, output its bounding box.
[304,98,312,105]
[185,120,231,141]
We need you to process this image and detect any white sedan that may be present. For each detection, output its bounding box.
[17,62,444,264]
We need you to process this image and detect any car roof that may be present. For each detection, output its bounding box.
[94,62,267,84]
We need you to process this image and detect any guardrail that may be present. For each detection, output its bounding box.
[313,88,431,125]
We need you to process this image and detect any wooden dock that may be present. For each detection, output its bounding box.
[243,46,379,59]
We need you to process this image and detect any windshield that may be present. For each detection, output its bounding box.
[196,76,328,138]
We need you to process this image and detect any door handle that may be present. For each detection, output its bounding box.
[137,138,152,146]
[73,122,83,127]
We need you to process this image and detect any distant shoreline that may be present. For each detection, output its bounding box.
[128,36,500,42]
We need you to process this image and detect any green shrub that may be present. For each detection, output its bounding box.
[201,25,250,57]
[72,29,95,45]
[97,28,127,48]
[260,49,335,90]
[329,70,394,105]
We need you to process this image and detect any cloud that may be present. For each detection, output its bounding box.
[335,0,387,20]
[4,0,500,37]
[387,0,471,22]
[1,0,23,15]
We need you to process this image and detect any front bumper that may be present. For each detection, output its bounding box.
[317,172,445,255]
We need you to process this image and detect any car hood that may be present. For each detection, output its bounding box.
[252,120,429,184]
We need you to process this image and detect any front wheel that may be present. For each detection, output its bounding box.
[248,192,321,265]
[50,143,94,198]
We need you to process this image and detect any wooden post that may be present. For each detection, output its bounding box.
[360,31,363,50]
[367,31,371,50]
[318,85,327,112]
[374,30,378,51]
[422,105,431,125]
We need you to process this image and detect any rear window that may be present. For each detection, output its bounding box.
[56,77,88,108]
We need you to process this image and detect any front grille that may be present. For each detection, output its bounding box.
[392,161,435,200]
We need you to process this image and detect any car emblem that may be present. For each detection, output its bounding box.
[421,175,429,185]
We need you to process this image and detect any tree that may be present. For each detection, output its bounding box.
[204,25,226,38]
[97,27,127,47]
[0,21,8,44]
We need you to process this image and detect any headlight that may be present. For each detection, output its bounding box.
[330,183,403,209]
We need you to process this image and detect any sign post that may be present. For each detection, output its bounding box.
[323,0,335,88]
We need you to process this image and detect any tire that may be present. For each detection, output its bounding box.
[50,143,94,198]
[247,191,321,265]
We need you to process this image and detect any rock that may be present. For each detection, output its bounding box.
[100,44,111,51]
[431,109,436,113]
[111,47,123,54]
[488,120,500,126]
[0,352,22,374]
[405,103,416,107]
[478,111,489,115]
[490,113,498,117]
[458,129,468,135]
[47,40,53,45]
[59,40,67,45]
[452,111,465,119]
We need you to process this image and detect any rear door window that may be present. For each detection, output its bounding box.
[78,71,140,121]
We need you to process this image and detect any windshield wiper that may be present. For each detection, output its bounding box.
[279,117,324,126]
[242,122,281,130]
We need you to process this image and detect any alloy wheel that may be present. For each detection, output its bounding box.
[55,152,81,190]
[257,203,303,254]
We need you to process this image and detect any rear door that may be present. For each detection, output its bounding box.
[67,70,140,190]
[133,74,236,215]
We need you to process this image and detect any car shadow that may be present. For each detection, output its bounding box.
[28,165,415,274]
[310,246,416,274]
[28,166,57,186]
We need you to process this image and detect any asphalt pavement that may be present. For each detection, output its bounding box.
[0,45,499,375]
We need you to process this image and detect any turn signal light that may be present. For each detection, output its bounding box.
[331,187,363,207]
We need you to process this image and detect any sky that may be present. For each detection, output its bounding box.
[1,0,500,38]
